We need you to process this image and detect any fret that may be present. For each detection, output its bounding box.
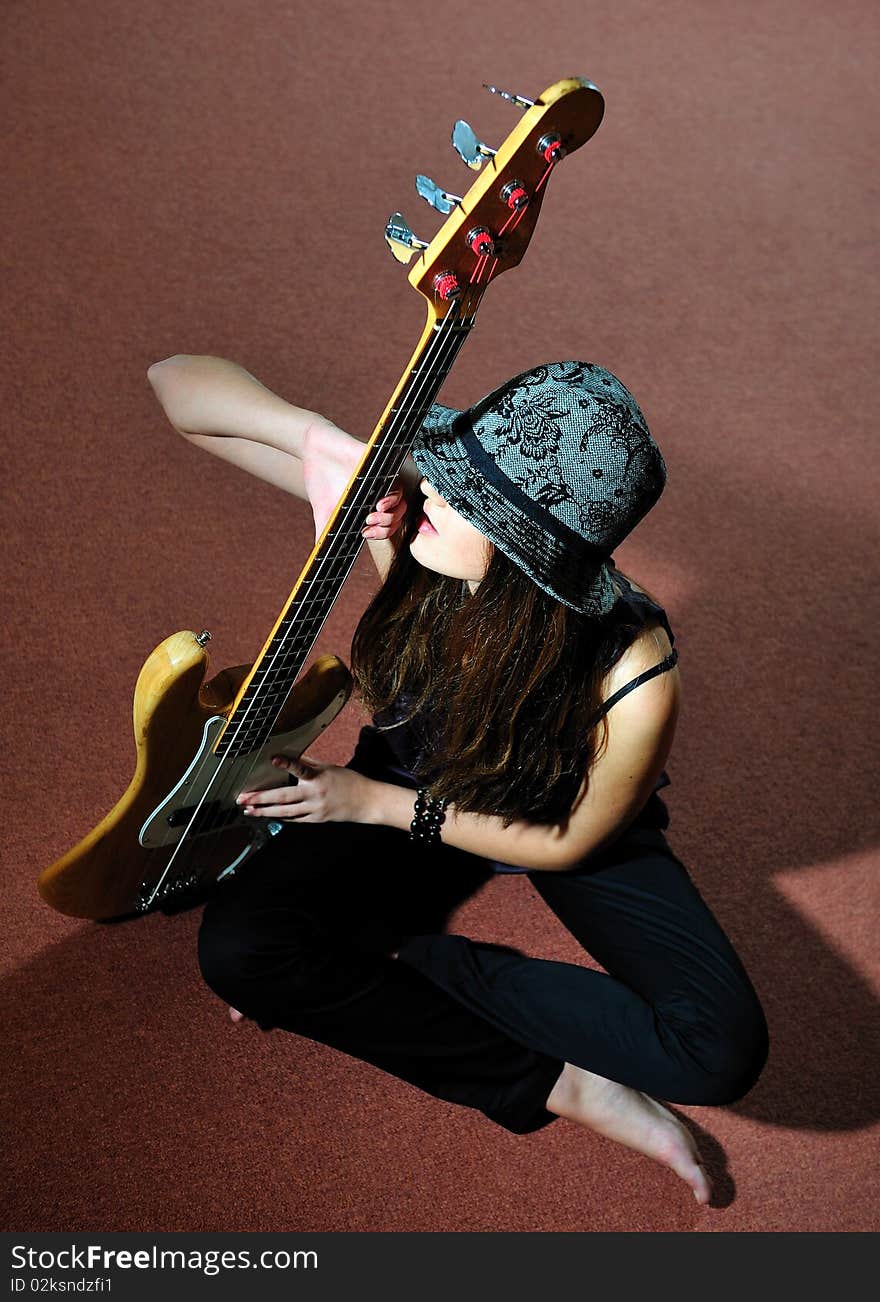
[215,311,475,759]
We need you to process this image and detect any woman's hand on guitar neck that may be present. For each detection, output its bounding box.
[302,419,409,545]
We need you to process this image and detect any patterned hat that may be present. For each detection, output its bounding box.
[410,360,667,616]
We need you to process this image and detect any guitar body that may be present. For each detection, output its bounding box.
[37,630,352,921]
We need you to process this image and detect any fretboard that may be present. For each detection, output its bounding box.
[215,306,474,760]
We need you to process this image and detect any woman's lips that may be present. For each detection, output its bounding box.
[417,509,437,535]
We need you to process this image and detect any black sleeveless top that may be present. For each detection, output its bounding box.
[345,559,678,873]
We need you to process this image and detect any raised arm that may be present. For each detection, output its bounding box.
[146,354,419,578]
[147,354,316,452]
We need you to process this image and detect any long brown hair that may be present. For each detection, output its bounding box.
[349,500,648,828]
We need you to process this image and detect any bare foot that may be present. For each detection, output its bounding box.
[546,1061,712,1205]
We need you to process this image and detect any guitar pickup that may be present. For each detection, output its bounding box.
[166,802,241,832]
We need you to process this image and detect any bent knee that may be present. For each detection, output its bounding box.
[197,892,321,1003]
[197,891,383,1018]
[196,898,251,1005]
[663,988,770,1105]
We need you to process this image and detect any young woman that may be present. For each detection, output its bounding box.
[147,354,769,1206]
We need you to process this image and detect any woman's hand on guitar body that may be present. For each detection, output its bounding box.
[236,753,378,824]
[302,420,408,545]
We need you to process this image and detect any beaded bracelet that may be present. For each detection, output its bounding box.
[409,787,448,844]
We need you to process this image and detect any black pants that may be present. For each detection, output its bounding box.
[197,750,769,1135]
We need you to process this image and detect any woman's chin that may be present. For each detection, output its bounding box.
[409,537,448,576]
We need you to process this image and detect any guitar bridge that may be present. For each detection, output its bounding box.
[137,821,284,915]
[135,871,206,916]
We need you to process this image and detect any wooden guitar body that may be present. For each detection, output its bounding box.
[37,631,351,921]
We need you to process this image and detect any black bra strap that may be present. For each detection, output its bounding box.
[586,647,679,730]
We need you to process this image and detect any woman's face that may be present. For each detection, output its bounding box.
[409,477,492,592]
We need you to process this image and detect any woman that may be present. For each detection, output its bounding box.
[147,354,769,1206]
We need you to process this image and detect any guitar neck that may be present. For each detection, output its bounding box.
[215,303,474,760]
[211,76,606,761]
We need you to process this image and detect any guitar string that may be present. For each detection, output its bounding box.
[177,165,563,888]
[203,172,562,813]
[147,152,563,907]
[145,290,478,906]
[220,165,558,789]
[219,296,474,803]
[182,295,474,877]
[213,293,478,816]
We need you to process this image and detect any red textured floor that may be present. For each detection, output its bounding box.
[2,0,878,1233]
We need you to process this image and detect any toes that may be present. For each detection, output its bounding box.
[654,1125,712,1204]
[693,1161,712,1204]
[692,1170,712,1204]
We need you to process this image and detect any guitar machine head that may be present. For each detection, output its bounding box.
[384,77,605,318]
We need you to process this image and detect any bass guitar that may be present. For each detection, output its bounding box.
[37,76,604,921]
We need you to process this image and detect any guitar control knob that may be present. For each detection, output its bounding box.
[195,629,212,646]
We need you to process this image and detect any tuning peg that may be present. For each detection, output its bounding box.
[451,120,497,171]
[384,212,430,264]
[415,175,463,215]
[482,84,536,110]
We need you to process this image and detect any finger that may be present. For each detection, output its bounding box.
[238,787,298,808]
[242,801,311,819]
[364,492,402,522]
[363,507,394,528]
[238,765,303,799]
[362,502,406,537]
[271,753,322,781]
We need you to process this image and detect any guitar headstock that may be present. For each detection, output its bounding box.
[386,77,604,322]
